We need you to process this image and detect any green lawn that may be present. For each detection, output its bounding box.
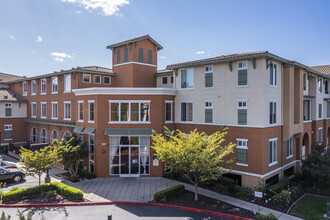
[289,195,330,220]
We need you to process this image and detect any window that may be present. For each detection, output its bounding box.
[304,100,312,121]
[78,101,84,122]
[236,139,248,165]
[319,103,322,119]
[4,125,12,140]
[41,102,46,119]
[303,73,307,91]
[89,100,94,123]
[286,137,293,158]
[124,47,128,63]
[238,68,247,86]
[181,102,193,122]
[269,138,277,165]
[325,81,329,94]
[237,100,247,125]
[64,75,71,93]
[181,69,194,89]
[205,66,213,88]
[64,102,71,120]
[31,102,37,118]
[109,101,150,122]
[94,75,101,84]
[238,62,247,70]
[50,130,59,143]
[269,102,277,124]
[5,103,12,117]
[31,80,37,95]
[30,127,37,143]
[162,77,168,85]
[318,127,322,143]
[205,101,213,123]
[104,76,111,85]
[83,74,91,83]
[40,128,48,143]
[170,76,174,84]
[89,135,95,173]
[63,132,71,141]
[52,77,58,94]
[51,102,58,119]
[116,49,121,64]
[318,77,322,93]
[41,79,46,94]
[269,63,277,86]
[138,48,144,63]
[147,49,152,64]
[165,101,173,122]
[23,82,27,96]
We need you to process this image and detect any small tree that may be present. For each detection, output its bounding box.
[60,134,88,176]
[20,143,62,185]
[152,127,235,201]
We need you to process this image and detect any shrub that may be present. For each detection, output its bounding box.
[85,172,95,179]
[256,213,278,220]
[51,182,83,201]
[304,186,330,196]
[267,178,290,195]
[46,190,57,197]
[70,175,80,182]
[153,184,184,202]
[232,185,241,193]
[9,187,19,192]
[290,186,302,199]
[271,190,291,208]
[219,176,236,191]
[235,186,253,200]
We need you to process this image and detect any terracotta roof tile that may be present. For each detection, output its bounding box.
[77,66,113,74]
[154,69,173,76]
[107,34,163,50]
[0,88,27,102]
[310,65,330,75]
[0,72,24,83]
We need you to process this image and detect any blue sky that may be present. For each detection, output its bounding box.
[0,0,330,77]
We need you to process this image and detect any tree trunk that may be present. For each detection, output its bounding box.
[194,173,198,201]
[38,174,41,185]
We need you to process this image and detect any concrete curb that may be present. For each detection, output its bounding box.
[0,201,253,220]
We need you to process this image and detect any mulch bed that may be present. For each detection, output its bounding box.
[151,190,256,219]
[2,194,88,204]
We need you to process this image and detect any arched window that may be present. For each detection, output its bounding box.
[30,127,37,143]
[40,128,48,143]
[147,49,152,64]
[116,49,121,64]
[124,47,128,63]
[50,130,60,143]
[63,132,71,141]
[138,48,144,63]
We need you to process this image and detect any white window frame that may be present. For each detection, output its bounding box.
[180,101,194,122]
[52,77,58,94]
[318,127,323,143]
[51,102,58,120]
[78,100,84,122]
[94,75,101,84]
[180,68,194,90]
[40,102,47,119]
[205,65,213,73]
[237,61,248,70]
[319,103,323,119]
[286,137,293,159]
[83,74,91,83]
[269,63,277,87]
[237,100,248,109]
[165,100,173,123]
[64,101,71,120]
[41,78,47,95]
[88,100,95,123]
[4,124,12,140]
[269,138,278,166]
[205,100,213,109]
[269,101,277,124]
[5,103,12,117]
[31,102,37,118]
[318,77,323,94]
[162,76,168,85]
[104,76,111,85]
[31,80,37,95]
[236,138,248,166]
[64,75,71,93]
[40,128,48,144]
[23,82,27,96]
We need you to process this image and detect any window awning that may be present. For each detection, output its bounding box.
[104,128,153,136]
[82,127,95,135]
[73,126,84,133]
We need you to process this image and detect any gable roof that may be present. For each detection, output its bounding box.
[154,69,173,77]
[0,72,24,84]
[0,88,27,103]
[76,66,113,74]
[106,35,163,51]
[310,65,330,75]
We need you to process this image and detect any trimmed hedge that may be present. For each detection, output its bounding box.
[268,178,290,195]
[154,184,184,202]
[1,182,83,202]
[70,175,80,182]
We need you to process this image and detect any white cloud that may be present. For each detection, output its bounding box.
[61,0,129,16]
[50,52,74,59]
[195,51,205,55]
[36,36,42,42]
[55,58,64,62]
[74,10,82,14]
[9,35,15,40]
[32,50,36,54]
[160,56,167,59]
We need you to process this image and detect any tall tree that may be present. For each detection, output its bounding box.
[20,143,62,185]
[152,127,235,201]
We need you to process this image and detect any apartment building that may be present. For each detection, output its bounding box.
[1,35,329,187]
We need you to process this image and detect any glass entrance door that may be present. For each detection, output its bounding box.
[120,147,129,175]
[120,146,140,177]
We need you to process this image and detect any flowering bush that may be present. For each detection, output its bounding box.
[271,190,291,208]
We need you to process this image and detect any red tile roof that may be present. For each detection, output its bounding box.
[107,35,163,50]
[0,88,27,102]
[310,65,330,75]
[77,66,113,74]
[0,72,24,83]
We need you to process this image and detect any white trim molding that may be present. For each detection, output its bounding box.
[113,61,157,67]
[73,87,176,96]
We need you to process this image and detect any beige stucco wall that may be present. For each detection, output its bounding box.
[0,102,27,118]
[174,58,283,126]
[156,75,174,88]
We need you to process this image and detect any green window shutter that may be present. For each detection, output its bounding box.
[238,109,247,125]
[5,130,12,139]
[5,108,12,117]
[205,109,213,123]
[237,149,247,164]
[238,70,247,85]
[205,73,213,88]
